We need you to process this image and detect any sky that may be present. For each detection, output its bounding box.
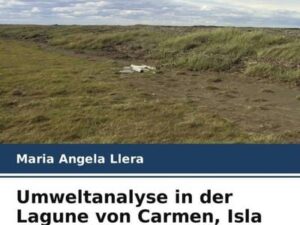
[0,0,300,27]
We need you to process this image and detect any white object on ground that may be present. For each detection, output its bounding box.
[130,65,156,73]
[120,65,156,74]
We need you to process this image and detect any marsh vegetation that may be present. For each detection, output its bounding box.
[0,25,299,143]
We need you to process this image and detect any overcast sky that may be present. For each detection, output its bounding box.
[0,0,299,27]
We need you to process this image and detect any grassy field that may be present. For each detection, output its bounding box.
[1,25,299,83]
[0,25,299,143]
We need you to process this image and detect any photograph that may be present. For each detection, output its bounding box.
[0,0,299,143]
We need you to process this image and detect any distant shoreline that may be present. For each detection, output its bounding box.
[0,23,299,30]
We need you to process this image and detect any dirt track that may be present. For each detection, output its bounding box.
[123,70,300,136]
[45,44,300,137]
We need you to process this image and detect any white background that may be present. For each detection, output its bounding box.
[0,178,299,225]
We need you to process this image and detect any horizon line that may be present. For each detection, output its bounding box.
[0,23,300,29]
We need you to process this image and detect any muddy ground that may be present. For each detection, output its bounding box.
[125,70,300,136]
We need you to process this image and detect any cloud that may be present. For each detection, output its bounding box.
[31,7,40,13]
[52,1,108,16]
[0,0,25,8]
[0,0,299,27]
